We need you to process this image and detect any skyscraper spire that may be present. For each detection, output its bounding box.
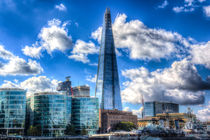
[95,8,122,110]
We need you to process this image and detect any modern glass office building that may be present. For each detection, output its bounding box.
[27,92,71,136]
[71,97,99,135]
[0,88,26,135]
[144,101,179,117]
[95,8,122,110]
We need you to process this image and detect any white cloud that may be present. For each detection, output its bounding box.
[173,6,195,13]
[203,5,210,17]
[22,19,72,58]
[69,40,98,63]
[1,80,19,88]
[123,106,143,118]
[158,0,168,9]
[196,101,210,121]
[121,59,208,105]
[86,74,97,83]
[20,76,60,96]
[55,3,67,11]
[0,76,60,96]
[132,107,144,118]
[92,14,189,60]
[22,44,42,59]
[190,41,210,69]
[0,45,43,76]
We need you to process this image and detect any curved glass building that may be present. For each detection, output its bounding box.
[0,88,26,136]
[95,8,122,110]
[27,92,71,136]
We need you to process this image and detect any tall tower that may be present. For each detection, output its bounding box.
[95,8,122,110]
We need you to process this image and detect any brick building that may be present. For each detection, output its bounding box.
[99,109,137,133]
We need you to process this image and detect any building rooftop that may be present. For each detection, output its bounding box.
[0,88,25,91]
[34,91,64,96]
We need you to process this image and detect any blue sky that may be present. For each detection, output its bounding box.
[0,0,210,121]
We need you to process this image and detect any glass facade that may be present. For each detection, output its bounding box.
[27,92,71,136]
[95,8,122,110]
[0,88,26,135]
[71,97,99,135]
[144,101,179,117]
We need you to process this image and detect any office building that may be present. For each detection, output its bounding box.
[72,85,90,97]
[100,109,137,133]
[144,101,179,117]
[95,8,122,110]
[71,97,99,135]
[27,92,71,136]
[0,88,26,136]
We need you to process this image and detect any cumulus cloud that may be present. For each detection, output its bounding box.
[0,76,60,96]
[22,44,42,59]
[55,3,67,11]
[121,59,208,105]
[0,45,43,76]
[203,5,210,17]
[20,76,60,96]
[92,14,189,60]
[190,41,210,69]
[86,74,97,83]
[123,106,143,118]
[196,101,210,121]
[158,0,168,9]
[69,40,98,63]
[1,80,19,88]
[22,19,72,58]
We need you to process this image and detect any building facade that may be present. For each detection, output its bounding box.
[27,92,71,136]
[0,88,26,135]
[95,8,122,110]
[72,85,90,97]
[100,109,137,133]
[71,97,99,135]
[144,101,179,117]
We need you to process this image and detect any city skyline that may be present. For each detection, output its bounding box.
[0,0,210,122]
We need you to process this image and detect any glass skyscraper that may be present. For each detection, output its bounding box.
[27,92,71,136]
[95,8,122,110]
[0,88,26,136]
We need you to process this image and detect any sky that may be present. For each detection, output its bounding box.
[0,0,210,121]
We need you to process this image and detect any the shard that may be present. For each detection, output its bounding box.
[95,8,122,110]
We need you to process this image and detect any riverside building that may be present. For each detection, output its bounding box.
[95,8,122,110]
[71,85,99,135]
[27,92,71,136]
[0,88,26,136]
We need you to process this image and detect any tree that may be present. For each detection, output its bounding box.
[27,125,41,136]
[81,128,88,135]
[114,121,137,131]
[64,123,76,136]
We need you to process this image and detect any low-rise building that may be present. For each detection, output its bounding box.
[27,92,72,136]
[138,112,196,129]
[0,88,26,136]
[71,97,99,135]
[100,109,137,133]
